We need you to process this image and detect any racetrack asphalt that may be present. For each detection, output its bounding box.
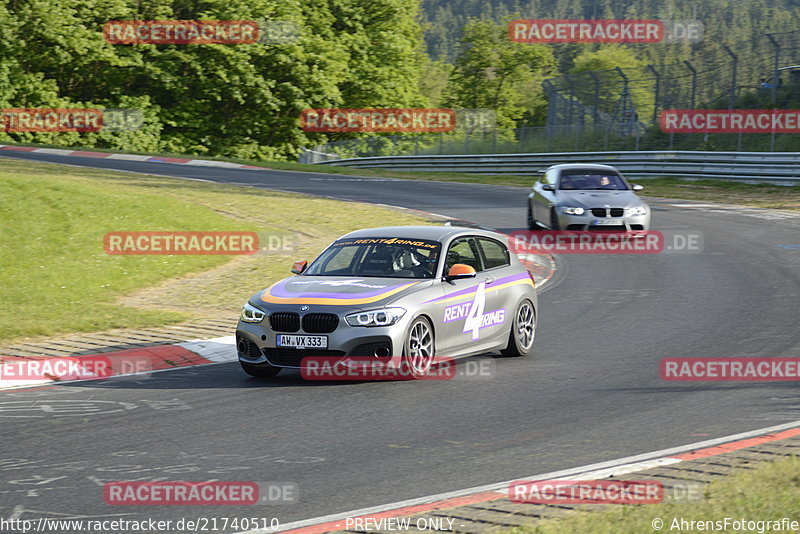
[1,151,799,530]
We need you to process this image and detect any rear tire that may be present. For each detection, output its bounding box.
[500,299,536,357]
[240,361,281,378]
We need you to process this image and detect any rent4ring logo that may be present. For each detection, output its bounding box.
[443,282,506,340]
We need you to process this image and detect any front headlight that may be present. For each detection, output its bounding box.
[240,302,266,323]
[562,206,585,215]
[346,307,406,327]
[628,206,648,216]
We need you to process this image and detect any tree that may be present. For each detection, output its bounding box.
[444,18,554,132]
[569,46,655,123]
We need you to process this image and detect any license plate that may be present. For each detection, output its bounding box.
[276,335,328,349]
[593,219,619,225]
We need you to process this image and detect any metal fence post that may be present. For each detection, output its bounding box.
[565,74,574,135]
[646,65,660,125]
[767,34,780,151]
[723,46,737,110]
[588,72,601,124]
[684,61,697,110]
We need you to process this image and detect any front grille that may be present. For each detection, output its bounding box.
[302,313,339,333]
[269,312,300,332]
[264,348,346,367]
[610,208,624,217]
[590,208,606,217]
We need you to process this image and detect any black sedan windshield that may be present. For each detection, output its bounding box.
[304,237,442,278]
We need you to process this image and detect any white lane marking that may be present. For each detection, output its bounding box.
[186,159,246,168]
[29,148,75,156]
[105,153,152,161]
[241,419,800,533]
[177,336,237,363]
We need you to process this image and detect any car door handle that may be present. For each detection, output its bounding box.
[483,276,495,284]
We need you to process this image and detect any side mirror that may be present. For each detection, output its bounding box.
[291,260,308,274]
[445,263,477,281]
[632,184,644,191]
[542,184,555,192]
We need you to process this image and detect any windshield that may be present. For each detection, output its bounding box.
[304,237,442,278]
[558,171,629,191]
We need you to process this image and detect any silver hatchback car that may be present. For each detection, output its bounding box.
[527,164,650,231]
[236,225,538,379]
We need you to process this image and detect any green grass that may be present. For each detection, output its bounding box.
[0,158,428,342]
[4,140,800,209]
[508,456,800,534]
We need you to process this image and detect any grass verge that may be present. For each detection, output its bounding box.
[0,158,428,342]
[3,141,800,210]
[508,455,800,534]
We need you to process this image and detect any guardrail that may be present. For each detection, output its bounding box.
[314,151,800,184]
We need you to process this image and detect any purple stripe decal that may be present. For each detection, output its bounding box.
[268,279,414,300]
[424,272,529,303]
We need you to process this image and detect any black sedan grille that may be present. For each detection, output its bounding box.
[590,208,606,217]
[269,312,300,332]
[302,313,339,333]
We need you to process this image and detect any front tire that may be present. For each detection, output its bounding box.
[401,316,435,379]
[549,208,560,231]
[527,202,537,230]
[240,361,281,378]
[500,299,536,357]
